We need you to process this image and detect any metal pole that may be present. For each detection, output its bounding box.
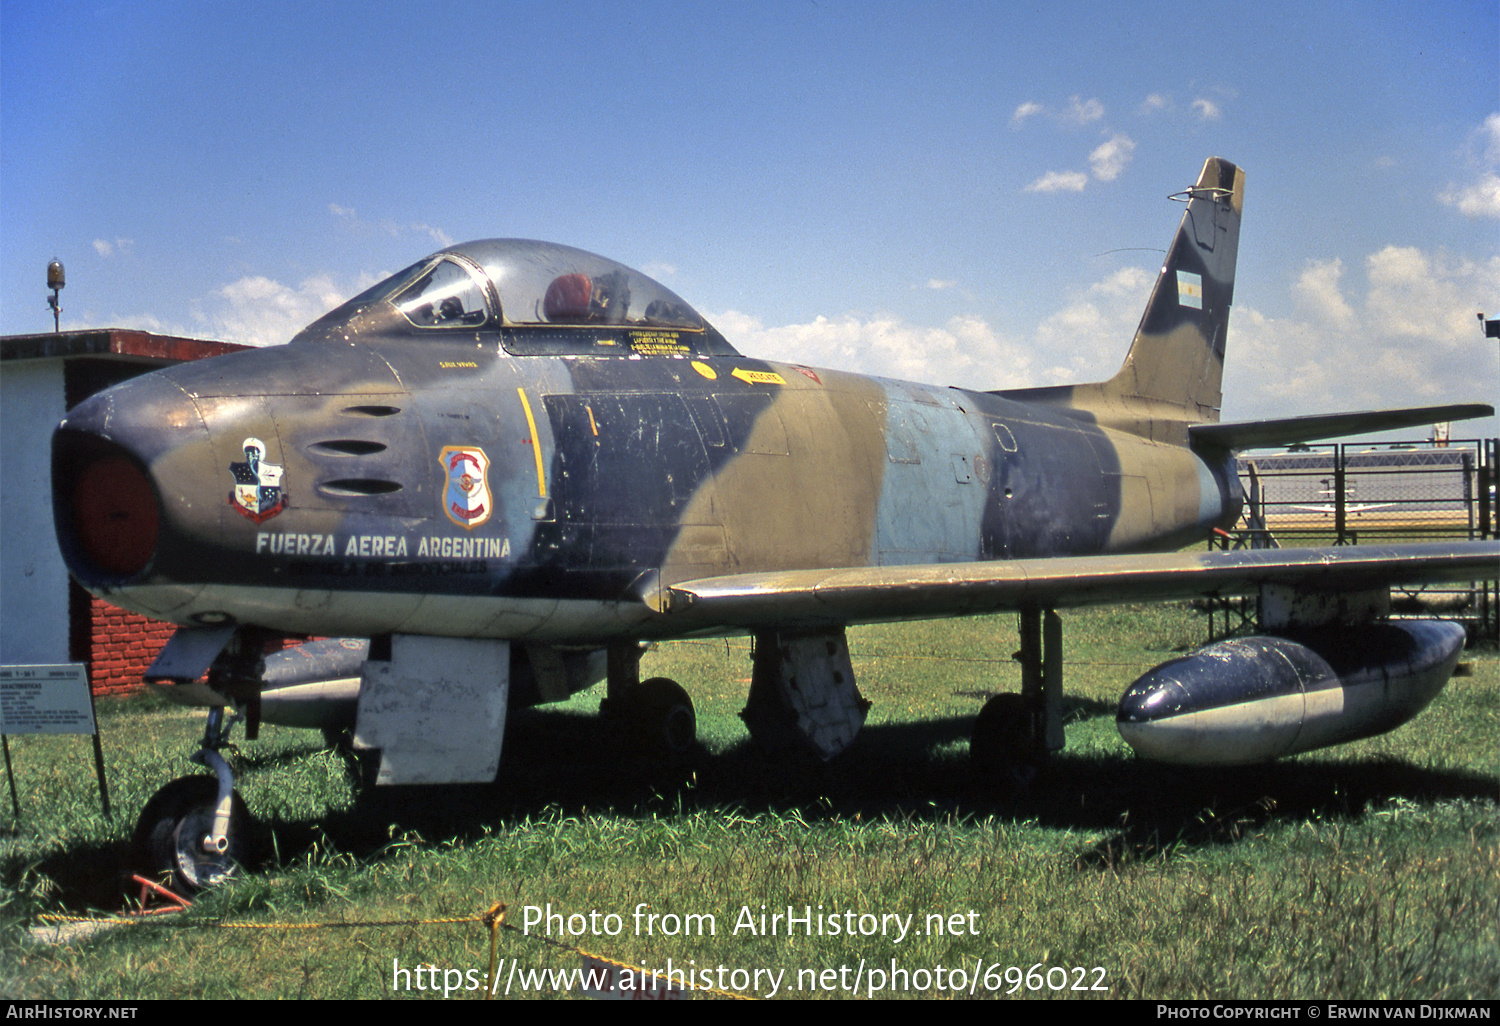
[1334,443,1347,544]
[86,684,111,820]
[1463,451,1475,539]
[1042,610,1064,752]
[1,735,20,823]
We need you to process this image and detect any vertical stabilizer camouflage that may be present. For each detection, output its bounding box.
[998,157,1245,445]
[1104,156,1244,424]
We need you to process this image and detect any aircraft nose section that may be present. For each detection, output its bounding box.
[52,373,207,586]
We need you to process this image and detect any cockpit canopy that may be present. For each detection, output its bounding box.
[292,239,737,356]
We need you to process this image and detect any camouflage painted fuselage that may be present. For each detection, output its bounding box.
[54,161,1247,646]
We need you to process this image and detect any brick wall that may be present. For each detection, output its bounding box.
[87,597,177,697]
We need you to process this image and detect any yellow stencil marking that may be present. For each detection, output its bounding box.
[691,360,717,380]
[731,367,785,386]
[516,387,547,498]
[586,404,599,436]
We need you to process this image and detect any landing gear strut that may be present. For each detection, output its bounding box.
[132,631,265,896]
[599,642,696,759]
[131,706,252,896]
[971,609,1065,791]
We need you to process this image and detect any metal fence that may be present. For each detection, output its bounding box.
[1207,437,1497,639]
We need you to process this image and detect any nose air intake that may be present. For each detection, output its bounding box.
[55,434,162,581]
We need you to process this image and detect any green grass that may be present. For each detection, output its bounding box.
[0,605,1495,999]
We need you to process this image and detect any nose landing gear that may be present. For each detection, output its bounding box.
[130,706,253,896]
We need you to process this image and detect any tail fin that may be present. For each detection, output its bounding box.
[993,158,1244,439]
[1104,156,1245,423]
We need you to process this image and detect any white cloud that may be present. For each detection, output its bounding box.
[1010,101,1044,129]
[79,270,379,346]
[1480,111,1500,166]
[412,222,455,248]
[1090,265,1156,299]
[1063,96,1105,126]
[1190,98,1221,121]
[1014,95,1105,129]
[1439,113,1500,219]
[1088,134,1136,182]
[329,203,454,248]
[1226,306,1340,408]
[1029,266,1157,382]
[1224,245,1500,419]
[203,273,350,346]
[1025,170,1089,194]
[708,308,1037,388]
[63,310,169,335]
[92,237,133,258]
[709,265,1156,391]
[1291,258,1354,329]
[1029,247,1497,419]
[1365,245,1499,344]
[1020,126,1135,197]
[1439,173,1500,218]
[925,278,957,290]
[1138,93,1170,115]
[709,244,1497,424]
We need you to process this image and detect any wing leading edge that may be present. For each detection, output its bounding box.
[653,541,1500,630]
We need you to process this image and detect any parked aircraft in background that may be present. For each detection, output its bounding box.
[51,158,1497,892]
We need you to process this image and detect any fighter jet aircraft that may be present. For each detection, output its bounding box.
[51,158,1497,892]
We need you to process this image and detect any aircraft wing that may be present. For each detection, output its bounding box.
[1188,404,1493,451]
[655,541,1499,630]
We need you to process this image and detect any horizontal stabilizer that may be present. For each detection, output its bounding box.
[656,542,1499,630]
[1189,404,1494,451]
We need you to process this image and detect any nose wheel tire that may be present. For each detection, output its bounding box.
[131,775,251,896]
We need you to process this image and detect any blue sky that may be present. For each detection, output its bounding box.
[3,1,1496,432]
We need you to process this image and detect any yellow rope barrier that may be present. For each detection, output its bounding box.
[37,899,756,1000]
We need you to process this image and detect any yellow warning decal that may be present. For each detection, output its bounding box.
[731,368,785,386]
[691,361,717,380]
[629,330,690,355]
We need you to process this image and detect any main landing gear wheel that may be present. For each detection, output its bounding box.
[971,694,1044,794]
[131,775,250,896]
[602,677,696,760]
[638,677,697,758]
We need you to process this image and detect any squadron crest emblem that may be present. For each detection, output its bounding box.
[441,446,492,529]
[228,437,287,523]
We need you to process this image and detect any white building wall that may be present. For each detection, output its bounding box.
[0,359,70,664]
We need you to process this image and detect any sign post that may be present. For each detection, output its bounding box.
[0,664,111,821]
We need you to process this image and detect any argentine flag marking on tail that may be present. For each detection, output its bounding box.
[1177,270,1203,310]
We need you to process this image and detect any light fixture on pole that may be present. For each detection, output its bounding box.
[47,259,66,333]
